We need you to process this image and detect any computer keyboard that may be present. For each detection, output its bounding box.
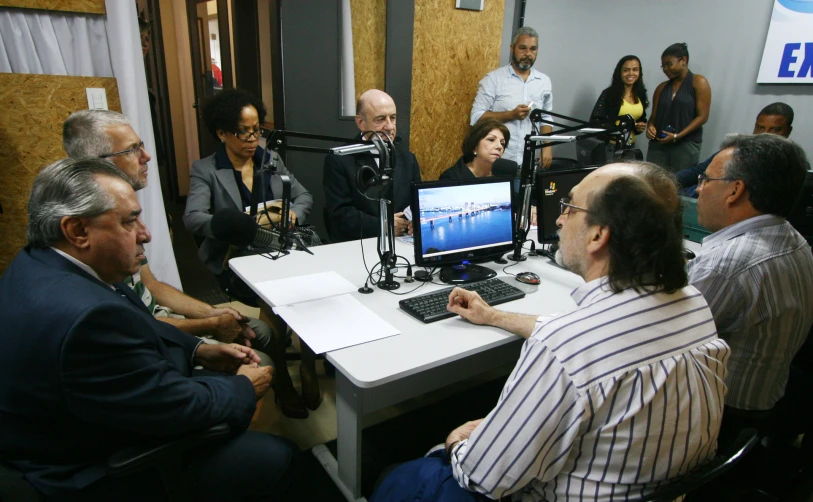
[399,277,526,324]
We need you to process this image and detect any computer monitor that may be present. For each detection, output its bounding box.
[536,167,597,244]
[411,177,516,284]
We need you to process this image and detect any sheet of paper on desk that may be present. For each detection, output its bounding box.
[273,295,400,353]
[254,271,356,306]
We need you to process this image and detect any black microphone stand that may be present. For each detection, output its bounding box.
[507,111,636,262]
[256,129,402,291]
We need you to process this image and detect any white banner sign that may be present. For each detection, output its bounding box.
[757,0,813,84]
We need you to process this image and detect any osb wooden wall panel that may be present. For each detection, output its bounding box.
[350,0,386,107]
[0,74,120,275]
[411,0,504,180]
[0,0,105,14]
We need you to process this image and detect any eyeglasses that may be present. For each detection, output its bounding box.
[232,128,264,141]
[697,173,737,188]
[100,140,145,159]
[560,198,590,216]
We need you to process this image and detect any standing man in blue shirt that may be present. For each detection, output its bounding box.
[470,26,553,169]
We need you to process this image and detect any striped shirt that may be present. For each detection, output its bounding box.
[687,214,813,411]
[470,65,553,165]
[450,278,729,501]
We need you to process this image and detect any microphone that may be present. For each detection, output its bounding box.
[211,208,278,250]
[492,158,520,178]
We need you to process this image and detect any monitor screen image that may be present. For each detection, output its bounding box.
[411,177,515,283]
[536,167,596,244]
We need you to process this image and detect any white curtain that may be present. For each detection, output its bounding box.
[340,0,356,116]
[0,5,182,290]
[105,0,181,289]
[0,8,112,75]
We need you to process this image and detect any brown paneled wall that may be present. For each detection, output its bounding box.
[0,74,120,274]
[410,0,504,180]
[0,0,104,14]
[350,0,387,108]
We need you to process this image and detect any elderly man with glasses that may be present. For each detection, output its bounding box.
[62,110,274,365]
[688,133,813,445]
[372,162,729,502]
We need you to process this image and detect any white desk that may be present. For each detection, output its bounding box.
[230,238,582,500]
[233,237,703,500]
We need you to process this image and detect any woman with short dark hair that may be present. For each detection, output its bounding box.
[590,55,649,145]
[440,119,510,180]
[184,88,319,419]
[646,43,712,173]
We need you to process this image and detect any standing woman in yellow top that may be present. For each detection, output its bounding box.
[590,55,649,145]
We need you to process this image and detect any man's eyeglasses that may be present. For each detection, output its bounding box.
[697,173,737,188]
[560,198,590,216]
[232,129,264,141]
[100,141,145,159]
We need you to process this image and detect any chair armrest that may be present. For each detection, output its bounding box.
[107,423,231,477]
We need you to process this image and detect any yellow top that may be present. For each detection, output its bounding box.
[618,99,644,145]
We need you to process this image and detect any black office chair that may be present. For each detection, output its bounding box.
[0,423,231,502]
[638,428,760,502]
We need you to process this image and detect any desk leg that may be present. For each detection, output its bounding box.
[336,371,363,499]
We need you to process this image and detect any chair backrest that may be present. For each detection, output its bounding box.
[637,428,760,502]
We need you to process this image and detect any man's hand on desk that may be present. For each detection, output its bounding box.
[448,288,539,339]
[394,212,413,236]
[447,288,497,325]
[238,365,272,399]
[195,343,261,373]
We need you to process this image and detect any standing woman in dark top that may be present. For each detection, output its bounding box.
[590,55,649,146]
[645,43,711,172]
[439,118,510,180]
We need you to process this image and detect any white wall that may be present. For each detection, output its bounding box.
[521,0,813,161]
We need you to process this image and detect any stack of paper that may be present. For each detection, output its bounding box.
[254,271,400,354]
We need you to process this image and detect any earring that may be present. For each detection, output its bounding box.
[221,139,225,143]
[473,151,477,157]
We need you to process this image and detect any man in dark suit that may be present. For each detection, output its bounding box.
[0,158,298,500]
[323,89,422,242]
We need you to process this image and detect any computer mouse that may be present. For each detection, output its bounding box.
[516,272,541,285]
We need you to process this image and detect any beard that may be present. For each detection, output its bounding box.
[512,53,535,71]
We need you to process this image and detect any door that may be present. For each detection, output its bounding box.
[186,0,233,158]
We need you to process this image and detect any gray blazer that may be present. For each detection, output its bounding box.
[183,149,313,275]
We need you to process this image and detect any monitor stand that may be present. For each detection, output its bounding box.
[439,263,497,285]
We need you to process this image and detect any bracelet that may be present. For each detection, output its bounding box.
[673,135,677,143]
[446,440,459,457]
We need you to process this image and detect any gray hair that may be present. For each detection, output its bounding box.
[27,157,133,247]
[511,26,539,46]
[719,133,809,218]
[62,110,132,157]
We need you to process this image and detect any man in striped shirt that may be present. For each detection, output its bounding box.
[371,164,729,502]
[687,133,813,439]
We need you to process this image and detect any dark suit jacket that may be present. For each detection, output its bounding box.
[0,247,256,496]
[323,144,421,242]
[184,146,314,274]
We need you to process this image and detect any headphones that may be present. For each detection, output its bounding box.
[354,132,396,200]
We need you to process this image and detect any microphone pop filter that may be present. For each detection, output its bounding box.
[492,158,520,178]
[211,208,257,247]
